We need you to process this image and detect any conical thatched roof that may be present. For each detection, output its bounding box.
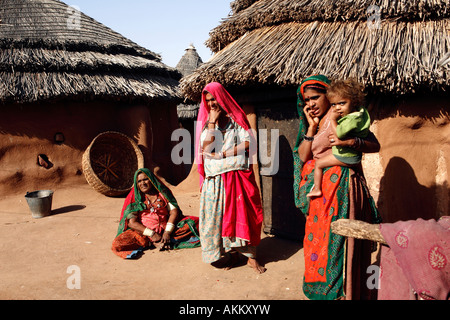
[176,44,203,77]
[176,44,203,119]
[181,0,450,101]
[0,0,182,104]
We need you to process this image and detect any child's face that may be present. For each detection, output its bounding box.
[328,94,353,118]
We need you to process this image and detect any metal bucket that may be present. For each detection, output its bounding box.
[25,190,54,219]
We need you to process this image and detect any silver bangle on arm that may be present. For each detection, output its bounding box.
[143,228,155,237]
[165,222,175,233]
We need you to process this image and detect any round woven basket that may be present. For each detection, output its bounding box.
[82,131,144,197]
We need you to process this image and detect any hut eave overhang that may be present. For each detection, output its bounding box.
[182,20,450,101]
[208,0,450,52]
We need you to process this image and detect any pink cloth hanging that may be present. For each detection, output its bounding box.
[379,217,450,300]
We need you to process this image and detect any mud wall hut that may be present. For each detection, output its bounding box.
[181,0,450,240]
[0,0,184,196]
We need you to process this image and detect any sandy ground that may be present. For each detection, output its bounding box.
[0,183,307,300]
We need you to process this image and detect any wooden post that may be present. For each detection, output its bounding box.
[331,219,387,245]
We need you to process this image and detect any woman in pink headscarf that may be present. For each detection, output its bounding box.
[195,82,266,274]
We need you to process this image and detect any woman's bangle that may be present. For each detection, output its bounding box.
[143,228,155,237]
[303,135,314,141]
[353,137,365,149]
[165,222,175,233]
[207,121,216,125]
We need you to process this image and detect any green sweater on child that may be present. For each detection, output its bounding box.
[332,107,370,164]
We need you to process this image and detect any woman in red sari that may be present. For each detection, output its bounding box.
[293,75,382,300]
[195,82,265,274]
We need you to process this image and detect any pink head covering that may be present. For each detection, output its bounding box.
[195,82,255,187]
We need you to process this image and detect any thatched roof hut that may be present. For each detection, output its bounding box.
[0,0,182,104]
[180,0,450,237]
[0,0,184,195]
[181,0,450,100]
[176,44,203,119]
[176,44,204,78]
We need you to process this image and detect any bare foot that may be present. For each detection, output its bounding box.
[247,258,266,274]
[307,188,322,198]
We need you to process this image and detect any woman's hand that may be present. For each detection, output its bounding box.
[203,152,223,160]
[150,232,162,243]
[328,132,343,147]
[151,232,171,251]
[208,107,223,124]
[303,105,320,130]
[328,133,358,149]
[159,232,172,251]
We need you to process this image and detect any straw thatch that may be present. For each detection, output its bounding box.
[230,0,259,14]
[209,0,450,52]
[177,103,200,119]
[181,0,450,101]
[0,0,182,104]
[176,44,204,77]
[176,44,203,119]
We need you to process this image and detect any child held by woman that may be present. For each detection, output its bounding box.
[307,79,371,198]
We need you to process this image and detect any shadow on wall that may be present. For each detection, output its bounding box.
[377,156,448,223]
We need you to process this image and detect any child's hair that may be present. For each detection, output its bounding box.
[326,78,366,109]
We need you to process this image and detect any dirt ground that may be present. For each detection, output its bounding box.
[0,183,307,300]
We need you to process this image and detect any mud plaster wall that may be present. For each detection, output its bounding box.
[363,95,450,223]
[0,99,182,196]
[147,101,186,186]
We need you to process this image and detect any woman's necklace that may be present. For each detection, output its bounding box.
[146,194,162,212]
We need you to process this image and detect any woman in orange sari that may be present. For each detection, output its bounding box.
[293,75,382,300]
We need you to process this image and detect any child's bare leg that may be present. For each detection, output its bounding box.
[307,164,324,198]
[307,154,349,198]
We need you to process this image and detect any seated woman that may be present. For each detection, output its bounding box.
[112,168,200,259]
